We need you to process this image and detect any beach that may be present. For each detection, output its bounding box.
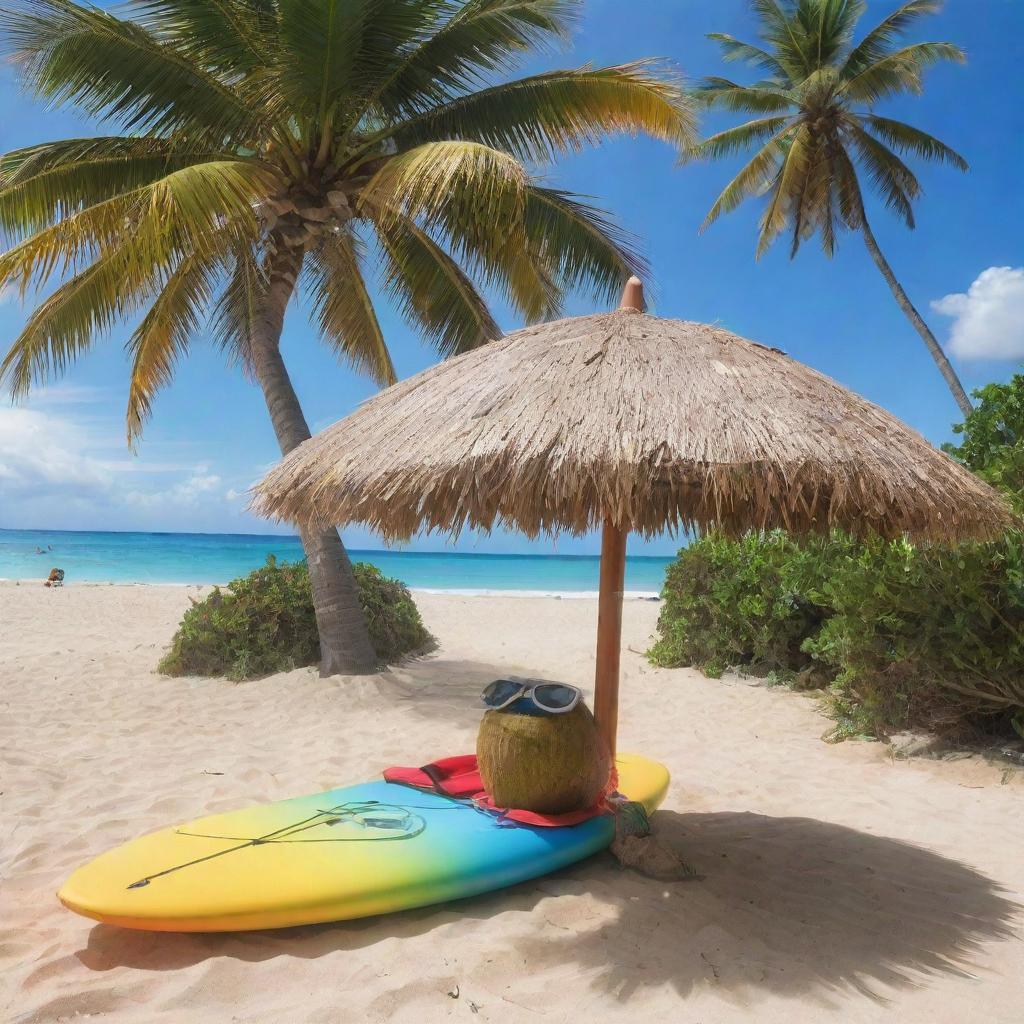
[2,580,1023,1024]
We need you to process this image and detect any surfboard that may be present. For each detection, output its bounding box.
[58,753,669,932]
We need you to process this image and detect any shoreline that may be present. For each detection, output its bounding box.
[0,577,660,599]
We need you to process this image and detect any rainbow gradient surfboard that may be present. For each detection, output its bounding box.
[58,753,669,932]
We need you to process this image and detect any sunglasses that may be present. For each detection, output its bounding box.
[481,677,582,714]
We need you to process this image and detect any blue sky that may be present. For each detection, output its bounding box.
[1,0,1022,556]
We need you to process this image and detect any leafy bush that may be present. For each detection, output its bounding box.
[159,556,432,680]
[943,375,1024,512]
[648,531,839,678]
[650,532,1024,741]
[808,535,1024,740]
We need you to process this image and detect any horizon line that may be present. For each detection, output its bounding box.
[0,526,678,561]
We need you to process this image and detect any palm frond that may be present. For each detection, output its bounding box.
[375,215,500,357]
[861,114,967,170]
[756,124,811,256]
[523,186,645,303]
[370,0,576,117]
[0,137,235,239]
[499,241,562,323]
[305,232,396,387]
[831,140,867,230]
[275,0,434,126]
[133,0,275,75]
[750,0,817,79]
[803,0,865,65]
[691,116,792,161]
[842,0,944,79]
[831,139,865,232]
[126,251,215,443]
[362,144,568,322]
[842,41,964,102]
[382,61,695,163]
[788,132,840,256]
[210,244,264,372]
[707,31,789,80]
[845,121,921,227]
[701,125,795,230]
[360,140,529,233]
[0,159,270,297]
[695,76,796,112]
[0,244,161,395]
[0,0,257,142]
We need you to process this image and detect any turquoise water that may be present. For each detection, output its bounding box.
[0,529,673,593]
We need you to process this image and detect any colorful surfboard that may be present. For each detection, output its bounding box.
[58,753,669,932]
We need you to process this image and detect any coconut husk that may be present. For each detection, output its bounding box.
[477,703,611,814]
[609,800,698,880]
[610,834,698,880]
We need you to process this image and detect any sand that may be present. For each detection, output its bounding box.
[2,580,1023,1024]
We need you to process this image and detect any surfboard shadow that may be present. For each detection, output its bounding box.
[75,809,1020,1006]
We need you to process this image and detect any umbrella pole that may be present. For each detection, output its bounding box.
[594,519,627,759]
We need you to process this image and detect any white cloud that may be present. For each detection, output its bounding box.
[170,471,221,503]
[31,383,112,406]
[0,406,111,495]
[0,374,289,533]
[123,472,221,508]
[0,401,232,528]
[931,266,1024,361]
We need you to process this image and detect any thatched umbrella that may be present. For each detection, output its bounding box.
[253,279,1012,757]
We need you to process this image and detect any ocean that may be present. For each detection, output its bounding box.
[0,529,674,595]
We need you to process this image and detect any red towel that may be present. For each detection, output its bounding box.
[384,754,610,828]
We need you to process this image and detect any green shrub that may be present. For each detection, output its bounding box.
[650,532,1024,741]
[943,374,1024,513]
[648,531,841,678]
[159,556,433,680]
[808,535,1024,740]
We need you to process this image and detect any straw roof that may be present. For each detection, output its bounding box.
[253,304,1013,543]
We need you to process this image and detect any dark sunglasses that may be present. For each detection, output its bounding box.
[480,677,582,714]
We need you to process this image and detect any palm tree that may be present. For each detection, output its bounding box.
[695,0,972,416]
[0,0,696,673]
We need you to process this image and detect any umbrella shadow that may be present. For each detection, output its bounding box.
[526,810,1021,1005]
[74,810,1020,1007]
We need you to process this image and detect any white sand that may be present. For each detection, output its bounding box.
[2,581,1022,1024]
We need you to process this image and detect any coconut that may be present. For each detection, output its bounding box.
[476,702,611,814]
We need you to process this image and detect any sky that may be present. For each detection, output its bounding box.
[1,0,1023,556]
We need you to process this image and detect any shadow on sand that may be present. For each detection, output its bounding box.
[385,656,570,726]
[75,809,1020,1005]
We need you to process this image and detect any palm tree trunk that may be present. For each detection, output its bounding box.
[247,245,378,676]
[859,213,973,418]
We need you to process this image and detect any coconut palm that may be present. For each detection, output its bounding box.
[0,0,696,673]
[696,0,972,416]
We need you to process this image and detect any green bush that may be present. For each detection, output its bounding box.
[943,374,1024,513]
[808,535,1024,740]
[650,532,1024,741]
[159,556,433,680]
[648,531,839,678]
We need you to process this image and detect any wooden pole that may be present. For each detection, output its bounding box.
[592,276,644,760]
[594,518,627,759]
